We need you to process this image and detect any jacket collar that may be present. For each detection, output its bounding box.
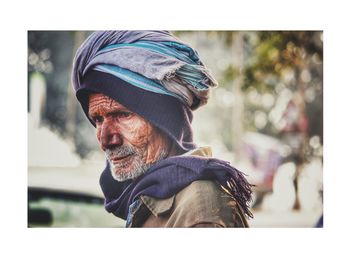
[139,146,212,216]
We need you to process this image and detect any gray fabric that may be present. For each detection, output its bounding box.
[87,47,185,81]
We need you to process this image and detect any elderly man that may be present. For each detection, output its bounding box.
[72,31,253,227]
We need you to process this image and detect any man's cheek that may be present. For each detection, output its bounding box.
[96,129,101,143]
[122,123,151,147]
[124,132,149,148]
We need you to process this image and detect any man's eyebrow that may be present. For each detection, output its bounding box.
[88,107,131,118]
[88,111,98,120]
[88,108,103,119]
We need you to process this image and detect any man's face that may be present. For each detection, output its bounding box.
[88,93,170,181]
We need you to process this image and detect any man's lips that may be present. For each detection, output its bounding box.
[109,153,133,163]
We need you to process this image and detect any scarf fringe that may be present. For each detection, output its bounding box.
[206,160,254,219]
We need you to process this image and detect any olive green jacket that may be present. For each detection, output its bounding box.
[127,147,249,228]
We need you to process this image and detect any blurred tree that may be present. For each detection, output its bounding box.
[28,31,96,158]
[28,31,75,133]
[216,31,322,162]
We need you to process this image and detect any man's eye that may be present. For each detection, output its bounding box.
[93,116,103,123]
[119,112,133,118]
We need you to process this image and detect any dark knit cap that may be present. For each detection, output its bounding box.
[76,70,197,153]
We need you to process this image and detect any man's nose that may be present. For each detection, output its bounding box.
[99,120,123,151]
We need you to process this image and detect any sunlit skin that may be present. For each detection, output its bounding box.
[88,93,173,181]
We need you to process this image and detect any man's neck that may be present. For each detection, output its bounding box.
[166,141,183,158]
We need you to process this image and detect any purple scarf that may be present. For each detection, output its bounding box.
[99,155,253,220]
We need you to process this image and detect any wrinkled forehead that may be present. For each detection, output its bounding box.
[88,93,130,114]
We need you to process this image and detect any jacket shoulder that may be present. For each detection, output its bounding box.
[167,180,249,227]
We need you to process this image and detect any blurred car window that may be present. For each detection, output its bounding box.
[28,187,125,228]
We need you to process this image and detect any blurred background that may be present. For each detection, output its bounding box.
[27,31,323,228]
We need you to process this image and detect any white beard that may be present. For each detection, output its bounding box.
[106,145,168,182]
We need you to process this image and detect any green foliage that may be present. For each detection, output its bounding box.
[195,31,323,157]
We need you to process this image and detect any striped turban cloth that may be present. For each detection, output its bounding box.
[72,30,218,153]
